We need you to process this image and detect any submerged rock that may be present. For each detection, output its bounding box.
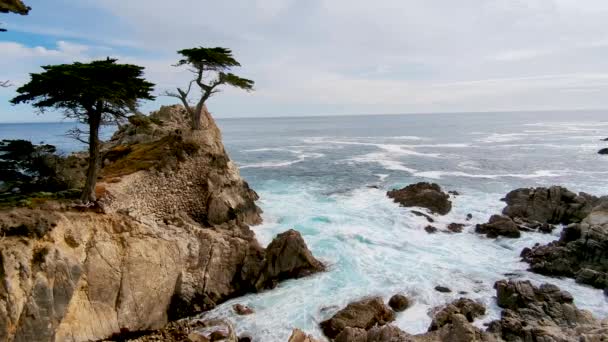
[320,297,396,339]
[521,206,608,291]
[487,279,606,340]
[388,294,411,312]
[447,222,465,233]
[411,210,434,222]
[434,286,452,293]
[424,225,438,234]
[387,182,452,215]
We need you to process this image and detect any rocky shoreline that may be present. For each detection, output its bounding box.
[1,107,607,341]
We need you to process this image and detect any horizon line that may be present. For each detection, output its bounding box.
[0,107,606,124]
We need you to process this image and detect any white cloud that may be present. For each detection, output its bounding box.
[2,0,608,120]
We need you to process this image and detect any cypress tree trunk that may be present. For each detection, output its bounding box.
[81,111,101,203]
[192,102,203,130]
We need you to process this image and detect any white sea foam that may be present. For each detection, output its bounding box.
[414,169,562,180]
[204,185,608,341]
[239,152,325,169]
[347,152,418,173]
[476,133,529,143]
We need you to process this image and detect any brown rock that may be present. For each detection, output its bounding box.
[388,294,411,312]
[475,215,521,238]
[502,186,601,224]
[320,297,396,339]
[521,207,608,290]
[447,223,465,233]
[233,304,254,315]
[287,329,320,342]
[429,298,486,331]
[488,279,605,340]
[387,182,452,215]
[254,229,324,290]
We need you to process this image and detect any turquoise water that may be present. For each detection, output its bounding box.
[3,111,608,340]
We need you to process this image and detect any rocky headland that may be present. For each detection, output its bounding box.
[0,105,323,342]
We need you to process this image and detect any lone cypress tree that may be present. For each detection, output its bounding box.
[11,58,155,203]
[166,47,254,130]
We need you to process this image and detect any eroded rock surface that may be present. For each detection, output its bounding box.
[320,297,396,339]
[475,215,521,238]
[0,105,323,342]
[387,183,452,215]
[487,279,608,341]
[521,206,608,291]
[502,186,600,225]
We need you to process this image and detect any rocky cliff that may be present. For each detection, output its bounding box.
[0,106,323,342]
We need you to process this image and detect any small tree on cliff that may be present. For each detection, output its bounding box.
[166,47,254,130]
[10,58,155,203]
[0,0,30,32]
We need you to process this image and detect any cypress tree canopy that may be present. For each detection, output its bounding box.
[0,0,30,15]
[11,58,155,121]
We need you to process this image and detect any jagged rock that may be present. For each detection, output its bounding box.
[487,280,607,340]
[429,298,486,331]
[475,215,521,238]
[287,329,320,342]
[434,286,452,293]
[502,186,601,224]
[233,304,254,315]
[320,297,396,339]
[387,183,452,215]
[254,229,324,291]
[100,105,263,228]
[0,105,324,342]
[424,225,438,234]
[388,294,410,312]
[521,206,608,291]
[447,223,465,233]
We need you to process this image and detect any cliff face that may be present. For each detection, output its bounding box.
[0,106,323,342]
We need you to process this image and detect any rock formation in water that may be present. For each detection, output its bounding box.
[312,280,607,342]
[487,279,608,341]
[320,297,396,339]
[0,105,323,342]
[521,202,608,292]
[502,186,599,225]
[475,186,603,239]
[387,182,452,215]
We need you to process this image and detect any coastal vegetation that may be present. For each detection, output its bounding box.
[166,47,254,130]
[0,0,30,32]
[10,58,155,202]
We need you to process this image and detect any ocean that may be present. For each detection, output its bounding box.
[2,110,608,340]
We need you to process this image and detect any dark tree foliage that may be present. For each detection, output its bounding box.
[166,47,254,130]
[11,58,155,202]
[0,139,60,192]
[0,0,30,32]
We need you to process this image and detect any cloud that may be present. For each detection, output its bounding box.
[2,0,608,120]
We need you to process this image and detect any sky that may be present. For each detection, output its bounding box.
[1,0,608,122]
